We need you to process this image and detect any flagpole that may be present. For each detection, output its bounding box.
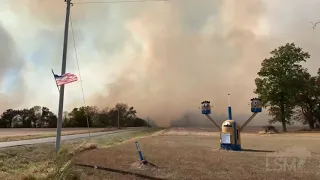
[56,0,72,153]
[51,69,60,92]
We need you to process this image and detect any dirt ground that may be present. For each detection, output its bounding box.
[75,128,320,180]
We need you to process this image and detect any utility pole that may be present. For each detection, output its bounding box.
[56,0,72,153]
[117,108,120,129]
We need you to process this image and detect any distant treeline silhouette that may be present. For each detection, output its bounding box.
[0,103,153,128]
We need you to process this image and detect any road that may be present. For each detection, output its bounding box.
[0,127,144,148]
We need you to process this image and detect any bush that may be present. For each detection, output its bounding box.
[259,125,279,134]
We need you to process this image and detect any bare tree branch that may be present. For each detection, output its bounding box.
[311,21,320,30]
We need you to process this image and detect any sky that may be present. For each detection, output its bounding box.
[1,0,320,127]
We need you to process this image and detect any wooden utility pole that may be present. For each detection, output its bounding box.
[118,107,120,129]
[56,0,72,153]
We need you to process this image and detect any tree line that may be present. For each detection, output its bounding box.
[0,103,150,128]
[255,42,320,132]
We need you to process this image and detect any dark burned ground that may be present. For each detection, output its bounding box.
[74,129,320,180]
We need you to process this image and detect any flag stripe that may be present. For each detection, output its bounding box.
[54,73,78,86]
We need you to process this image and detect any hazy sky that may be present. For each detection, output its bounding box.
[1,0,320,126]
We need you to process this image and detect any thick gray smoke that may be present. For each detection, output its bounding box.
[2,0,320,127]
[0,23,26,112]
[89,0,320,126]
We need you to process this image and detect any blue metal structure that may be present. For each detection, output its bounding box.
[251,98,262,113]
[228,106,232,120]
[227,94,232,120]
[201,96,263,152]
[135,141,145,161]
[201,101,211,114]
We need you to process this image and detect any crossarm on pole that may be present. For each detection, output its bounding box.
[205,114,222,131]
[240,112,258,132]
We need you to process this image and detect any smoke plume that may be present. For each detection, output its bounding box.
[1,0,320,126]
[0,23,26,112]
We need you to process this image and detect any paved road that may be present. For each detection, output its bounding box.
[0,127,144,148]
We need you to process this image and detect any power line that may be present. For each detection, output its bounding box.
[66,0,167,135]
[70,10,91,137]
[73,0,167,4]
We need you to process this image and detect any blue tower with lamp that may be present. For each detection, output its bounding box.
[200,95,263,151]
[250,98,262,113]
[201,101,211,114]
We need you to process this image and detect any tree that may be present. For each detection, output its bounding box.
[67,108,83,127]
[268,106,294,125]
[123,106,137,126]
[66,106,98,127]
[85,106,99,127]
[132,118,147,127]
[313,69,320,126]
[41,107,57,128]
[6,108,35,128]
[31,106,42,128]
[112,103,137,127]
[293,68,320,129]
[255,43,310,132]
[0,103,146,128]
[92,108,110,127]
[0,109,18,127]
[21,108,36,128]
[295,73,316,129]
[11,113,23,128]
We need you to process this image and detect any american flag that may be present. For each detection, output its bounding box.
[53,73,78,86]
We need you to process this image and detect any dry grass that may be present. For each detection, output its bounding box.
[0,128,160,180]
[74,128,320,180]
[0,128,118,142]
[1,127,319,180]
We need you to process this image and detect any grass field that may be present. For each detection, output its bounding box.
[0,128,160,180]
[74,128,320,180]
[0,128,118,142]
[0,127,319,180]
